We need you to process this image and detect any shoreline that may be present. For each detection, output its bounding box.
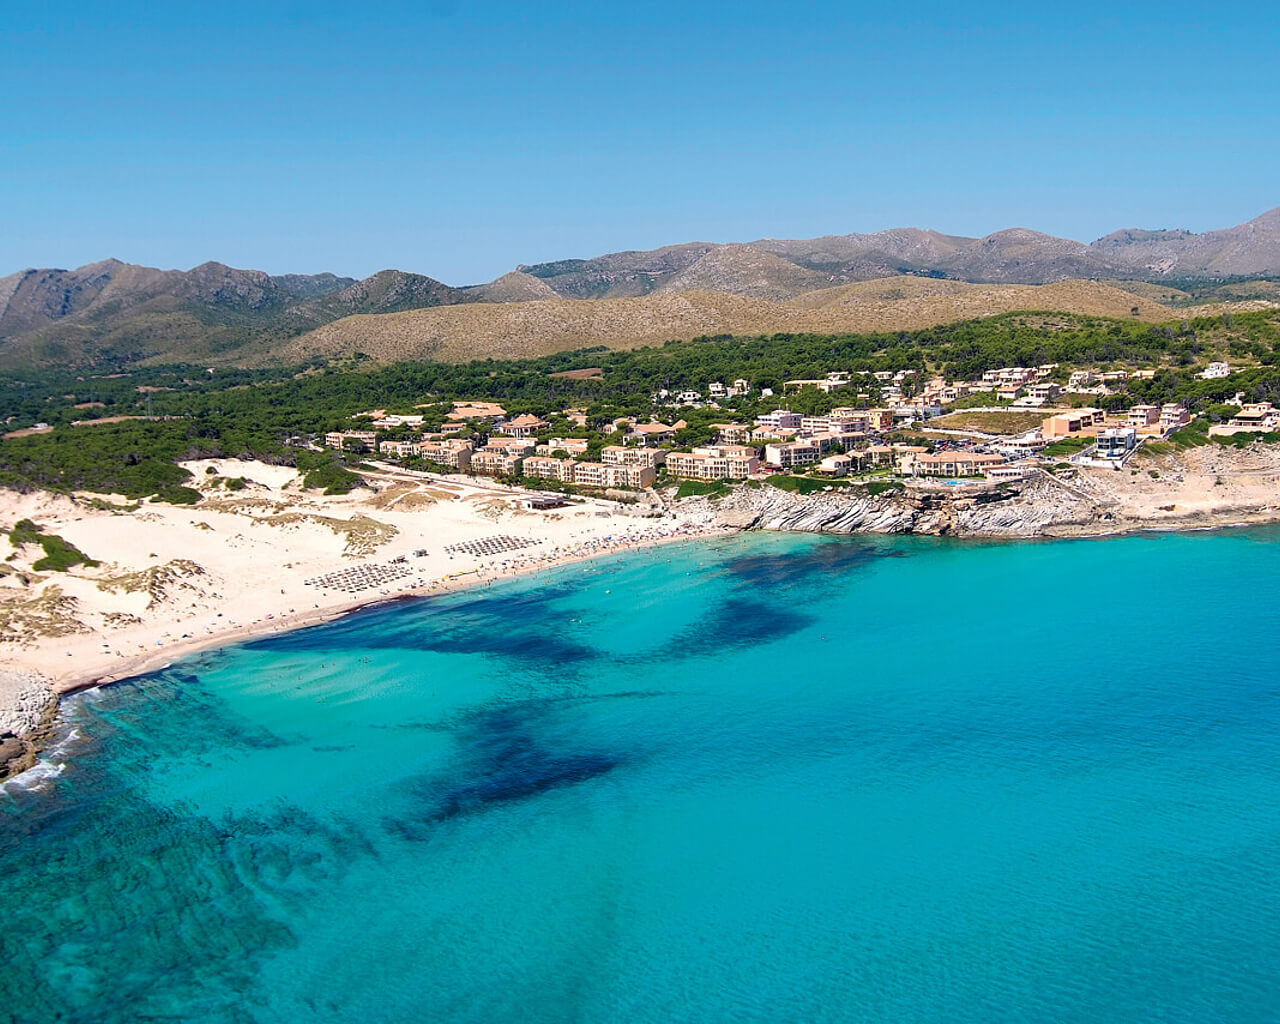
[7,494,1280,788]
[52,525,726,699]
[1,526,728,786]
[46,504,1280,702]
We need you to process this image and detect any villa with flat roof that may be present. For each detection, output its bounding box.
[900,451,1007,477]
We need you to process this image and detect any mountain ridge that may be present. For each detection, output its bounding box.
[3,206,1279,369]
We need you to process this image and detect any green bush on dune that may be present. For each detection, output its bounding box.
[8,518,99,571]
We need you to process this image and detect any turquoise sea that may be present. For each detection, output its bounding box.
[3,529,1280,1023]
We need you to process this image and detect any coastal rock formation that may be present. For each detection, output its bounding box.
[684,472,1102,538]
[0,670,56,776]
[684,443,1280,540]
[0,674,56,737]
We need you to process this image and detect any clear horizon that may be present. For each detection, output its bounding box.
[3,1,1277,283]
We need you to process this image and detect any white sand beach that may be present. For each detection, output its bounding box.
[0,461,721,737]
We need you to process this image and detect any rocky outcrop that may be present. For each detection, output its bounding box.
[0,670,57,778]
[0,671,56,738]
[682,472,1110,539]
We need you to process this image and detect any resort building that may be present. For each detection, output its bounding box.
[755,409,803,430]
[324,430,377,450]
[763,440,820,469]
[802,431,863,455]
[983,367,1036,385]
[483,438,537,456]
[470,450,524,477]
[377,440,421,458]
[535,438,591,456]
[419,439,474,471]
[498,414,550,438]
[1026,382,1061,402]
[861,444,896,467]
[627,422,682,446]
[570,462,656,489]
[801,411,869,434]
[866,409,895,432]
[784,372,851,393]
[1209,403,1280,436]
[666,446,759,480]
[749,425,800,443]
[451,401,507,421]
[986,464,1031,482]
[711,423,752,445]
[601,446,666,468]
[816,454,854,477]
[901,451,1007,477]
[1201,362,1231,380]
[521,456,576,483]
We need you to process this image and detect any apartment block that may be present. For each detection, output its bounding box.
[755,410,803,430]
[470,450,524,477]
[666,446,759,480]
[535,438,591,456]
[1126,405,1160,428]
[522,456,576,482]
[711,423,752,445]
[324,430,377,450]
[1159,404,1190,430]
[419,439,474,471]
[763,441,820,469]
[1042,409,1103,438]
[570,461,656,489]
[377,440,420,458]
[601,446,666,468]
[902,452,1007,477]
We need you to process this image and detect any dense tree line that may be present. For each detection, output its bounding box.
[1,310,1277,499]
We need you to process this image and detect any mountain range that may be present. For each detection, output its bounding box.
[2,207,1278,368]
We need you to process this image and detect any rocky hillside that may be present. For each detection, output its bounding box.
[519,208,1280,296]
[281,279,1176,365]
[1092,207,1280,277]
[0,261,474,367]
[654,245,832,301]
[3,206,1278,369]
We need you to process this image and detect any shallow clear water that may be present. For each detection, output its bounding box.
[4,529,1280,1023]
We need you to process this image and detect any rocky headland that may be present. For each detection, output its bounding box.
[680,445,1280,539]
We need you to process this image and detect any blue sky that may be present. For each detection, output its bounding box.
[2,1,1276,283]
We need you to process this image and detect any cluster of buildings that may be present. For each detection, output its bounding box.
[1042,404,1190,440]
[908,365,1163,407]
[317,350,1264,492]
[1037,404,1192,462]
[1208,402,1280,436]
